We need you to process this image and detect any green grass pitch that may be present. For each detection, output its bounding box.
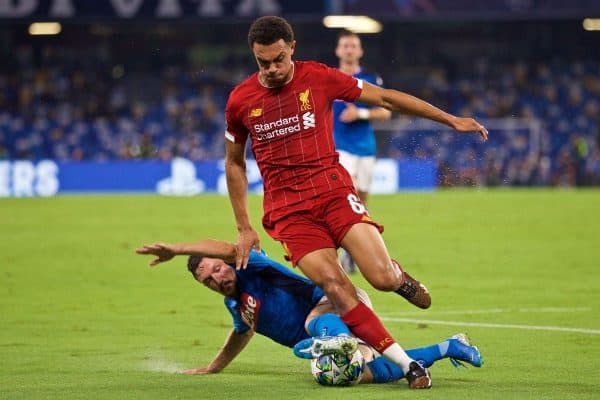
[1,190,599,399]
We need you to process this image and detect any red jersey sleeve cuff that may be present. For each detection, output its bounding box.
[225,131,236,142]
[350,78,364,101]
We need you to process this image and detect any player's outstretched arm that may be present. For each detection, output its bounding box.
[135,240,237,266]
[181,329,254,375]
[225,140,261,269]
[357,82,488,141]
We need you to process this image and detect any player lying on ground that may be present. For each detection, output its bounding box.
[136,239,483,385]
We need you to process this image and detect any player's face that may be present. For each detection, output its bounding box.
[195,257,237,297]
[252,39,296,88]
[336,35,363,64]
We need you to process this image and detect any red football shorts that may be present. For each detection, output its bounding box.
[262,187,384,266]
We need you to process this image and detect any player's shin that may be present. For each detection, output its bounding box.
[340,302,413,373]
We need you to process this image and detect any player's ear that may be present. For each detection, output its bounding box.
[289,40,296,56]
[335,45,342,59]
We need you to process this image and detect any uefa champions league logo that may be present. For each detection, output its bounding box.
[156,157,205,196]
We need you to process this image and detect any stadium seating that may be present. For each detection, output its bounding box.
[1,43,599,187]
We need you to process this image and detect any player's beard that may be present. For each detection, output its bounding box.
[260,64,294,88]
[262,73,285,87]
[222,280,236,296]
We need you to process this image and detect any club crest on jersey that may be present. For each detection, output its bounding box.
[298,89,313,111]
[240,293,261,329]
[249,108,263,117]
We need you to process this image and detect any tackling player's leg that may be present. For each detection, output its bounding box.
[339,248,357,273]
[293,313,481,386]
[296,248,431,389]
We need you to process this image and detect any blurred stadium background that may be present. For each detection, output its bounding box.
[1,0,600,196]
[2,3,600,400]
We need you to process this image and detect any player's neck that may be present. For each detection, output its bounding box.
[339,62,361,76]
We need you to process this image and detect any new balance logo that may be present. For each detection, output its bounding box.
[302,112,315,129]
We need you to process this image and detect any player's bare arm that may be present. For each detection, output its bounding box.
[225,139,261,269]
[182,329,254,375]
[135,239,238,266]
[358,81,488,141]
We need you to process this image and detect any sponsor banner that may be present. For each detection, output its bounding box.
[398,159,437,190]
[1,0,597,20]
[332,0,600,19]
[0,0,325,19]
[0,158,436,197]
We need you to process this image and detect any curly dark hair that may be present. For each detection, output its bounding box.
[247,16,294,47]
[187,255,203,279]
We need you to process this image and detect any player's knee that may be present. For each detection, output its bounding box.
[320,278,358,309]
[321,277,353,296]
[364,262,401,291]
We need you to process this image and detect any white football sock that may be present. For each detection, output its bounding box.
[382,343,414,373]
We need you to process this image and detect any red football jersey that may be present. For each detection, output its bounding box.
[225,61,363,215]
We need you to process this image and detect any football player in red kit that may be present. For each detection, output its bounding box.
[224,16,488,389]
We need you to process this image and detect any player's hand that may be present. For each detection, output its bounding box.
[450,116,488,142]
[135,243,176,266]
[235,227,261,270]
[339,103,359,123]
[180,366,217,375]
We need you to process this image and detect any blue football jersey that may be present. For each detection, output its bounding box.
[333,69,383,156]
[223,250,325,348]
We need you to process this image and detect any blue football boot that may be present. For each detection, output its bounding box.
[447,333,483,368]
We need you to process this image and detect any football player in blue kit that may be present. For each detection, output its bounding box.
[136,239,482,384]
[333,30,392,272]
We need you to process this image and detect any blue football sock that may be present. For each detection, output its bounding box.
[368,341,449,383]
[306,313,352,337]
[405,341,447,368]
[367,356,404,383]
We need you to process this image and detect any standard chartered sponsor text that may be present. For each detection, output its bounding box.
[254,115,301,141]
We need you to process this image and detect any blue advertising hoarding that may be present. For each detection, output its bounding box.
[0,158,436,197]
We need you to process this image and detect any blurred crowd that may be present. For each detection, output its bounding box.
[1,43,599,187]
[383,59,600,187]
[0,44,237,162]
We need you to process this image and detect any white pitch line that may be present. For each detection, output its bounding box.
[381,317,600,335]
[379,306,591,317]
[517,307,591,313]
